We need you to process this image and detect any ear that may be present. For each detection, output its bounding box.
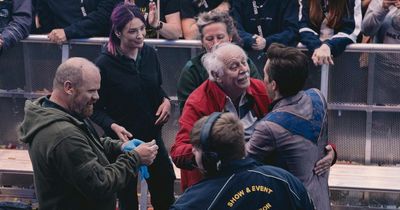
[114,30,121,38]
[271,80,278,91]
[211,71,221,83]
[228,35,233,42]
[192,146,201,154]
[64,80,74,95]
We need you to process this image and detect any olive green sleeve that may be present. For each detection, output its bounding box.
[248,58,262,80]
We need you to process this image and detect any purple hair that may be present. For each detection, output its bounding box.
[107,2,146,55]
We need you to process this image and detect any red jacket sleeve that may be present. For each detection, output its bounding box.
[171,99,206,169]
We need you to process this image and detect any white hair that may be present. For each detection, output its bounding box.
[201,43,247,81]
[201,51,225,81]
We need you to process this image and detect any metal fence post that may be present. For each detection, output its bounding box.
[320,64,329,98]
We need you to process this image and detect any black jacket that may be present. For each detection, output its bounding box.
[135,0,180,23]
[230,0,299,50]
[92,44,167,141]
[171,158,314,210]
[36,0,121,39]
[0,0,31,51]
[299,0,361,56]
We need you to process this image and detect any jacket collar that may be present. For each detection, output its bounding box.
[271,91,304,111]
[42,96,85,122]
[217,158,261,176]
[205,79,264,111]
[205,80,232,111]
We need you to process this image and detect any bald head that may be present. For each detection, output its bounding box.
[53,57,100,90]
[50,57,101,118]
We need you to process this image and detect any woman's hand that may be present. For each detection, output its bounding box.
[312,44,334,66]
[155,98,171,125]
[111,123,133,142]
[148,1,160,28]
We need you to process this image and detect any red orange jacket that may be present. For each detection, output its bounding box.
[170,79,270,190]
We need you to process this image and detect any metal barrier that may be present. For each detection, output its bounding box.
[1,35,400,166]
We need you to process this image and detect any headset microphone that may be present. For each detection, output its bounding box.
[199,112,223,175]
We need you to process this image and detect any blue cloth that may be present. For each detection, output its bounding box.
[122,139,150,180]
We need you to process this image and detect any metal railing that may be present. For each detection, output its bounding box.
[1,35,400,165]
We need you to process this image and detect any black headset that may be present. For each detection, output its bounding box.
[199,112,222,175]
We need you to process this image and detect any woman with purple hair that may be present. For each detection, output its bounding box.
[91,2,175,210]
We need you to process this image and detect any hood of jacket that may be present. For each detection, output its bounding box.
[18,96,85,144]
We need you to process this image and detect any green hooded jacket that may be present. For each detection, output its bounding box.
[18,96,141,210]
[177,52,262,112]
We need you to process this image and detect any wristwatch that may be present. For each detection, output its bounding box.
[152,21,163,31]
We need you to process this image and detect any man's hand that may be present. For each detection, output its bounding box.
[312,44,334,66]
[148,1,160,28]
[155,98,171,125]
[0,37,3,48]
[111,123,133,142]
[134,140,158,165]
[314,145,335,176]
[251,34,266,50]
[48,29,67,45]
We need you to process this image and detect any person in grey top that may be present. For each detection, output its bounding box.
[362,0,400,105]
[247,43,333,210]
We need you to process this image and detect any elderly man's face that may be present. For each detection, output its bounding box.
[217,47,250,96]
[70,69,100,118]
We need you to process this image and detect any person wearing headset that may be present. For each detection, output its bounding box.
[171,112,315,210]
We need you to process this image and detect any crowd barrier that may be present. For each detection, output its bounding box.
[0,35,400,166]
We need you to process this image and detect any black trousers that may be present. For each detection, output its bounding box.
[118,135,176,210]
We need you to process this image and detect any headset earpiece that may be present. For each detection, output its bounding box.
[199,112,222,175]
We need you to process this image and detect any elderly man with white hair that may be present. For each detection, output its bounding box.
[171,42,270,191]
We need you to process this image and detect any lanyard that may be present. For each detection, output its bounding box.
[80,0,87,17]
[198,0,209,9]
[252,0,264,37]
